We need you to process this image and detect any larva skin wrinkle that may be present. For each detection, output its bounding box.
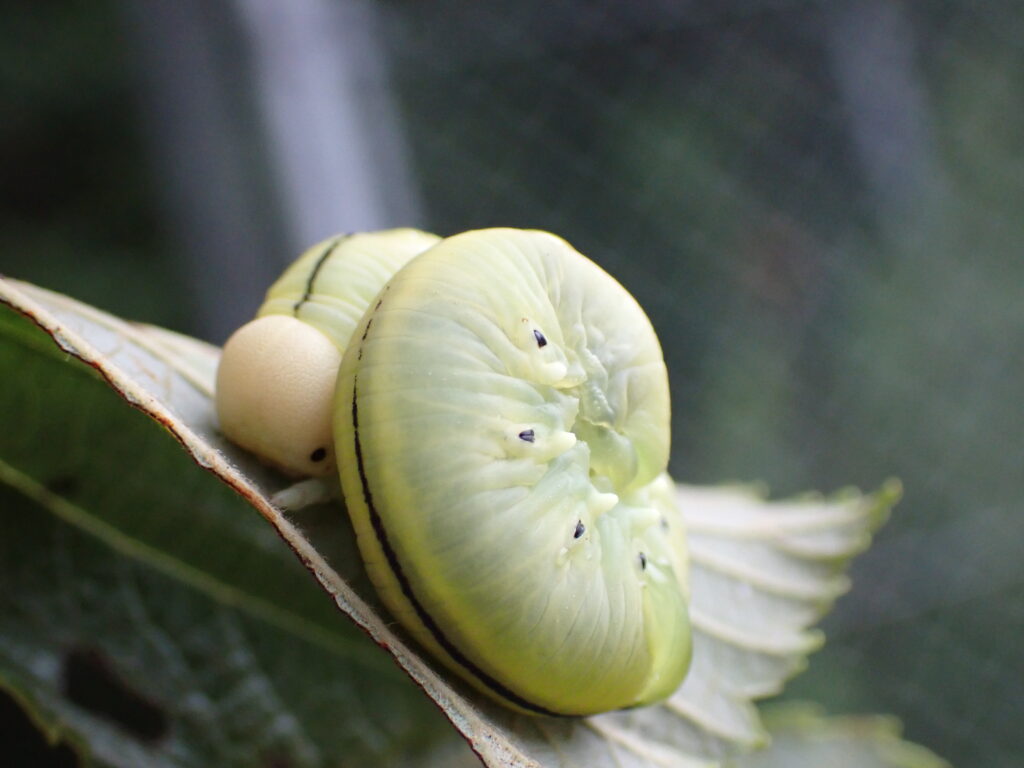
[335,228,692,716]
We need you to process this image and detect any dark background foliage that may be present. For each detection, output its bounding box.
[2,1,1021,766]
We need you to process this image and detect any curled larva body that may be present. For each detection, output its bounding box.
[334,228,691,716]
[258,228,442,349]
[215,229,440,476]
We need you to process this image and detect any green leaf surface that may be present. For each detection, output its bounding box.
[0,282,463,767]
[731,704,951,768]
[0,277,933,767]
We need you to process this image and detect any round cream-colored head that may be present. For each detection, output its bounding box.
[215,315,340,476]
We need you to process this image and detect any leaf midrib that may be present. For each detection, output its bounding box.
[0,454,397,678]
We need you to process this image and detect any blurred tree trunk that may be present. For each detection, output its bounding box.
[124,0,422,342]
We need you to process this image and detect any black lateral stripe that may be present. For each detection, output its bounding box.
[350,318,569,718]
[293,234,346,314]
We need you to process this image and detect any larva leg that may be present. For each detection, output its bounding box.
[271,475,340,511]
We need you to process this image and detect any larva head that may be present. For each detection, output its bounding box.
[216,315,340,476]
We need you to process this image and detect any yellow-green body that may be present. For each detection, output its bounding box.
[333,229,691,715]
[259,228,442,349]
[217,227,691,715]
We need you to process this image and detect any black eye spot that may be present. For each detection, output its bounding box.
[518,429,535,443]
[533,329,547,348]
[638,552,647,570]
[660,517,669,531]
[573,520,585,539]
[310,447,327,462]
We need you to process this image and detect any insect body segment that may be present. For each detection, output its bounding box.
[214,229,440,476]
[334,229,691,715]
[259,228,441,349]
[216,227,691,716]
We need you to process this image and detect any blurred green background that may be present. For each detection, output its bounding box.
[2,1,1021,766]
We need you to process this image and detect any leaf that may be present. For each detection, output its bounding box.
[0,277,906,767]
[551,482,900,768]
[0,282,465,767]
[730,703,951,768]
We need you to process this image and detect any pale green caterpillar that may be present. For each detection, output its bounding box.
[216,227,692,716]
